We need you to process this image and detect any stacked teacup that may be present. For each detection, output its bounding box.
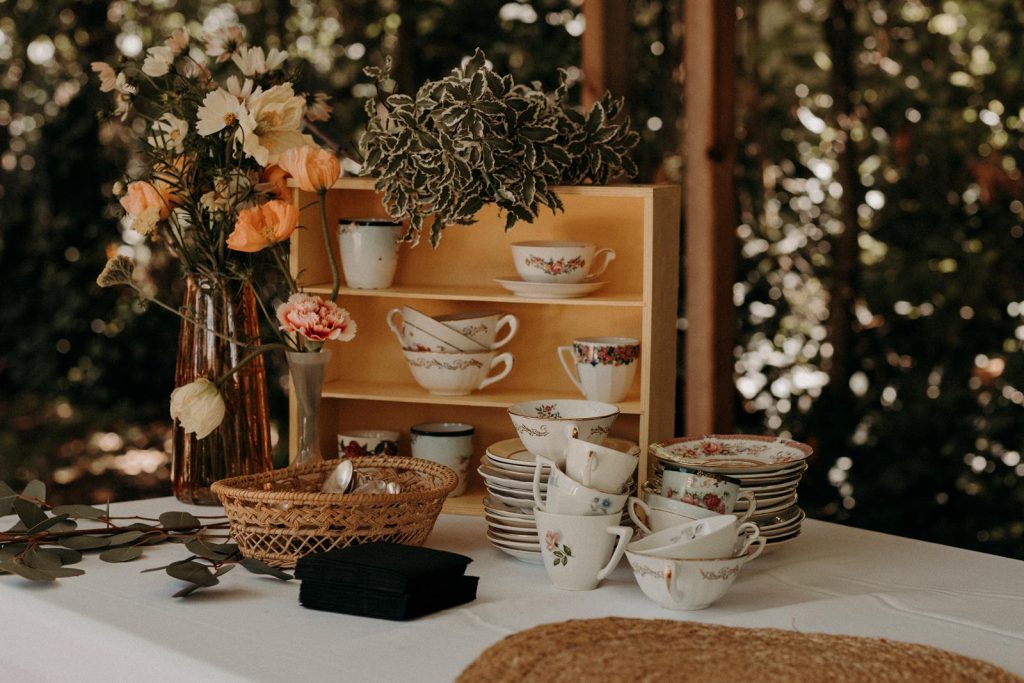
[531,439,640,591]
[387,305,518,396]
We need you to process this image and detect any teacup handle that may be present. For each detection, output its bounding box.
[735,490,757,523]
[742,536,767,562]
[595,525,633,581]
[583,248,616,282]
[734,522,761,556]
[580,450,598,488]
[385,308,404,345]
[664,565,685,604]
[491,314,519,350]
[557,345,585,395]
[627,496,654,535]
[478,352,514,391]
[532,455,555,512]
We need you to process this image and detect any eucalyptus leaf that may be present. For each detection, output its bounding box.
[100,547,144,563]
[186,539,231,561]
[47,519,79,533]
[21,480,45,502]
[51,504,107,520]
[14,498,48,529]
[25,547,63,570]
[159,511,201,530]
[0,481,15,516]
[166,560,217,586]
[172,577,219,598]
[239,558,293,581]
[25,513,70,534]
[42,566,86,578]
[105,530,146,547]
[0,558,55,582]
[213,564,235,578]
[50,547,83,565]
[60,535,111,551]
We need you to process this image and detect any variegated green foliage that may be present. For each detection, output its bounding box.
[359,49,640,247]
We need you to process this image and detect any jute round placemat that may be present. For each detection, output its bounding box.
[457,617,1022,682]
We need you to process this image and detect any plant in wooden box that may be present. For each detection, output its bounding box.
[359,49,640,247]
[93,25,355,502]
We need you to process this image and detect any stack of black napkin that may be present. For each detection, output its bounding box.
[295,542,478,620]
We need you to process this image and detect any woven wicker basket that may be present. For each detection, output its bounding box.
[210,456,458,567]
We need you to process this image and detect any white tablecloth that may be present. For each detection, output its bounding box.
[2,497,1023,681]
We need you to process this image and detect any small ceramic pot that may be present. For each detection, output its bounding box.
[337,219,403,289]
[626,515,760,560]
[411,423,474,497]
[564,437,638,494]
[532,457,629,516]
[402,349,514,396]
[557,337,640,404]
[534,508,633,591]
[434,311,519,350]
[511,241,616,284]
[386,306,487,353]
[661,467,756,516]
[625,540,765,610]
[337,429,400,458]
[507,399,619,466]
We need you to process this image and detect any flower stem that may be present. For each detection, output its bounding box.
[318,193,341,300]
[215,343,289,387]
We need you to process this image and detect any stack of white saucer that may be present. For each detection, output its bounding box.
[648,435,812,549]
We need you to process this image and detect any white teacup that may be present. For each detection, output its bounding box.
[534,508,633,591]
[661,467,756,516]
[434,311,519,350]
[627,515,760,560]
[564,437,638,494]
[511,241,616,284]
[507,399,619,466]
[402,349,513,396]
[533,457,629,516]
[387,306,487,353]
[557,337,639,404]
[337,219,403,289]
[337,429,400,458]
[629,488,756,534]
[625,540,765,610]
[411,422,473,497]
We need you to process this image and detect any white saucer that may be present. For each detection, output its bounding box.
[495,276,606,299]
[486,530,541,551]
[491,544,544,564]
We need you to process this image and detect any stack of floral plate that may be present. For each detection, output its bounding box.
[648,435,812,549]
[480,437,638,564]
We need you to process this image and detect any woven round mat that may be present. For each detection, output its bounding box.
[457,618,1021,683]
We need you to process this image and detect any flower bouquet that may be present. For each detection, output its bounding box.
[93,25,355,503]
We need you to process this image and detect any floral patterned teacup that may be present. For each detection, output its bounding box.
[337,429,400,459]
[627,515,760,560]
[534,508,633,591]
[434,311,519,350]
[660,466,755,516]
[558,337,640,404]
[511,241,616,284]
[533,456,630,516]
[507,399,619,466]
[402,349,514,396]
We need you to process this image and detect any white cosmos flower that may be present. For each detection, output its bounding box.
[232,45,288,77]
[91,62,117,92]
[164,28,189,55]
[141,45,174,77]
[225,75,261,105]
[237,83,310,165]
[147,113,189,153]
[196,88,250,136]
[203,25,245,63]
[170,378,226,439]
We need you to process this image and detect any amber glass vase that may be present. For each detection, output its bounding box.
[171,274,273,505]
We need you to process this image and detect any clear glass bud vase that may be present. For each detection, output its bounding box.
[287,350,331,465]
[172,274,273,504]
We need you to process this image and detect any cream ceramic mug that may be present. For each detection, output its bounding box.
[534,508,633,591]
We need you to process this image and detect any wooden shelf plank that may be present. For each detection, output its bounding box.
[304,282,644,307]
[292,176,676,198]
[322,379,644,415]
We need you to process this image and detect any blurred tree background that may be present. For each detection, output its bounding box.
[0,0,1020,558]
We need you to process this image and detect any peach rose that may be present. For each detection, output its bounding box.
[226,199,299,252]
[120,181,171,235]
[277,145,340,193]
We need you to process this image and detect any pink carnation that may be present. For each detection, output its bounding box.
[276,293,357,343]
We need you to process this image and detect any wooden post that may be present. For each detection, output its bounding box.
[580,0,631,106]
[683,0,737,434]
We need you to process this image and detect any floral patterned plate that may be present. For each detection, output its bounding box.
[494,277,606,299]
[650,435,813,473]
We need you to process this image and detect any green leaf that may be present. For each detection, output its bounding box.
[166,560,218,587]
[25,547,63,570]
[239,558,293,581]
[100,547,144,563]
[50,548,83,565]
[0,558,54,582]
[158,511,201,530]
[186,539,231,561]
[213,564,235,578]
[52,504,107,520]
[105,531,146,547]
[14,498,48,529]
[25,513,72,534]
[21,480,45,502]
[0,481,15,516]
[60,535,111,551]
[42,566,86,578]
[172,577,220,598]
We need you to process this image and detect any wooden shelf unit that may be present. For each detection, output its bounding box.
[289,177,680,516]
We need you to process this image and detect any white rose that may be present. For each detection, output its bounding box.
[169,378,226,439]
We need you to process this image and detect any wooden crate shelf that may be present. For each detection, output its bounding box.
[289,177,681,516]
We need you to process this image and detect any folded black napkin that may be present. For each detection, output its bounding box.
[299,575,479,621]
[294,542,473,593]
[295,542,478,620]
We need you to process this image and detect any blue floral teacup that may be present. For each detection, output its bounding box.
[533,456,630,516]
